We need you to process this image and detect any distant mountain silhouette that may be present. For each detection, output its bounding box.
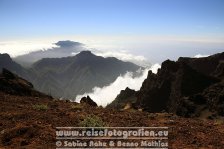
[31,51,140,98]
[0,51,140,99]
[14,40,85,67]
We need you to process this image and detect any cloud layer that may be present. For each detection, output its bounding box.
[8,40,150,67]
[93,50,150,67]
[13,40,86,66]
[75,64,161,107]
[0,41,57,57]
[194,54,210,58]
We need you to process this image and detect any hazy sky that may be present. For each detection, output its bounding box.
[0,0,224,63]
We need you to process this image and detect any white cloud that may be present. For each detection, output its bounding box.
[0,41,57,57]
[75,64,161,107]
[194,54,210,58]
[149,63,161,74]
[92,50,150,67]
[0,39,150,67]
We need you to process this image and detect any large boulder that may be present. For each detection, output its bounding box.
[80,96,97,107]
[107,87,137,109]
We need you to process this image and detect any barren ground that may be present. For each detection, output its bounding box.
[0,92,224,149]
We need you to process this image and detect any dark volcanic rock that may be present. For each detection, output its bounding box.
[204,81,224,115]
[176,80,224,117]
[0,54,31,80]
[0,68,49,97]
[80,96,97,107]
[136,53,224,117]
[213,61,224,79]
[178,52,224,78]
[107,87,137,109]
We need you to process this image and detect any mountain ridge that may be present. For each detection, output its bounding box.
[0,51,141,99]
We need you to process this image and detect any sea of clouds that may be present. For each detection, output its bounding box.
[75,64,161,107]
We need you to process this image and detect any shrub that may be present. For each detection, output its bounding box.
[79,115,106,127]
[32,104,48,110]
[71,104,83,110]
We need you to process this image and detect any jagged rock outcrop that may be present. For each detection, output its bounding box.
[178,52,224,78]
[0,68,49,97]
[107,87,137,109]
[176,80,224,117]
[213,61,224,79]
[80,96,97,107]
[136,52,224,117]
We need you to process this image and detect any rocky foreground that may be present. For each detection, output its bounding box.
[0,52,224,148]
[0,92,224,149]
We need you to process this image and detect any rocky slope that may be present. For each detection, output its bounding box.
[0,71,223,148]
[135,52,224,117]
[0,68,49,97]
[0,54,32,80]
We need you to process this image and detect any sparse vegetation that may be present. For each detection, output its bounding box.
[71,104,83,110]
[214,119,224,125]
[1,92,224,148]
[32,104,48,110]
[79,115,106,127]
